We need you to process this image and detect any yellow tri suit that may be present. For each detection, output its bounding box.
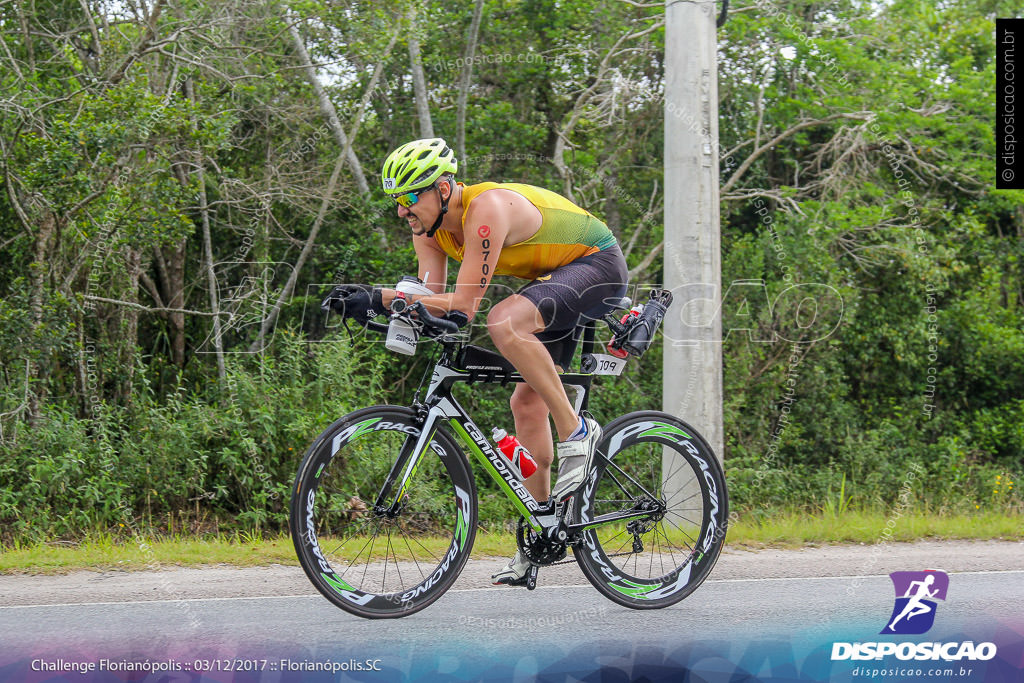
[432,182,619,280]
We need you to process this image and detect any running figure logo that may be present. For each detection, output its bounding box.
[881,570,949,635]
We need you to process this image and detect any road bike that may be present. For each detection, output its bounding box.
[290,295,728,619]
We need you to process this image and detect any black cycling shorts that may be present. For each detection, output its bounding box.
[518,244,628,369]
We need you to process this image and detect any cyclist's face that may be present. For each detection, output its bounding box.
[397,186,433,235]
[397,181,448,236]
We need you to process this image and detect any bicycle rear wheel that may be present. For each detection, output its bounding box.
[572,411,728,609]
[290,406,476,618]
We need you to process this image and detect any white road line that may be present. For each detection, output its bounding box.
[1,569,1020,610]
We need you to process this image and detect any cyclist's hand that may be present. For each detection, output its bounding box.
[321,284,386,323]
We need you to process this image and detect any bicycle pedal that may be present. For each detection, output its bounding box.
[526,565,539,590]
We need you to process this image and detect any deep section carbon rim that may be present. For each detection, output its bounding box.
[573,412,728,609]
[291,407,476,618]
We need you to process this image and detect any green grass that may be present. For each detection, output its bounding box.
[728,509,1024,548]
[0,530,519,574]
[1,510,1021,574]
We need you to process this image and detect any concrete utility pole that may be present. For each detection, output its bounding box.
[662,0,723,460]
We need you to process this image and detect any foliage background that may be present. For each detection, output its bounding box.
[1,0,1021,542]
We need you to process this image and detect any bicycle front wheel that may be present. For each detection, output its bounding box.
[572,411,728,609]
[290,406,477,618]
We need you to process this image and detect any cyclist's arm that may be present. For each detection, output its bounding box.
[381,193,508,317]
[412,233,448,293]
[377,233,446,308]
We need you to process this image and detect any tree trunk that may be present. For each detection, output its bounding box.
[603,165,621,232]
[26,212,56,425]
[118,246,143,404]
[199,166,226,381]
[407,8,434,138]
[456,0,485,162]
[286,16,369,194]
[249,151,347,353]
[185,76,226,382]
[166,238,187,368]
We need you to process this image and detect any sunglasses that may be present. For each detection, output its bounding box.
[391,184,435,208]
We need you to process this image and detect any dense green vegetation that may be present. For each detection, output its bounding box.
[1,0,1021,544]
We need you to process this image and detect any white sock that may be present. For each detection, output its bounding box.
[566,416,587,441]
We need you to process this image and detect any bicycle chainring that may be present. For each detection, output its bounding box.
[516,517,567,565]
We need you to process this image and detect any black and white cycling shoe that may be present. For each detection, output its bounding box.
[551,417,602,500]
[491,550,533,586]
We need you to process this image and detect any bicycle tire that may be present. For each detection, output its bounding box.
[572,411,728,609]
[290,406,477,618]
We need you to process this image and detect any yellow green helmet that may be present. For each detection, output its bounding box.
[381,138,458,194]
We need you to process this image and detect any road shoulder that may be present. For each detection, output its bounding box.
[1,539,1021,607]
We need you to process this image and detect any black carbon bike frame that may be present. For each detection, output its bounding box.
[372,322,667,539]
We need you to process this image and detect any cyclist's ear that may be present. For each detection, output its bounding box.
[438,175,455,200]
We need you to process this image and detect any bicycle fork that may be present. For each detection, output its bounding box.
[374,404,441,515]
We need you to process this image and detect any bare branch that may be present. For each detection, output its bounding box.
[103,0,168,87]
[628,240,663,281]
[286,13,369,194]
[553,18,665,197]
[249,149,348,352]
[407,7,434,138]
[456,0,485,162]
[722,112,874,193]
[82,295,218,316]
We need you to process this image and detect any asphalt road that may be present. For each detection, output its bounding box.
[1,542,1022,681]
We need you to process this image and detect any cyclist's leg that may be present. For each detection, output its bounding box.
[489,245,628,440]
[487,297,581,441]
[509,332,574,501]
[510,382,554,501]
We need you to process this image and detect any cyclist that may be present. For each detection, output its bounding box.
[331,137,627,586]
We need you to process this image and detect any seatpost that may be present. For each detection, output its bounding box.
[579,322,597,413]
[580,320,597,361]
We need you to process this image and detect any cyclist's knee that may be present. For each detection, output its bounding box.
[510,384,548,421]
[486,297,542,346]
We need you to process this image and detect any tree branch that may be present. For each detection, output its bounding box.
[456,0,485,162]
[722,112,874,193]
[83,295,218,316]
[628,240,663,281]
[102,0,167,87]
[407,7,434,138]
[286,13,369,194]
[248,149,348,352]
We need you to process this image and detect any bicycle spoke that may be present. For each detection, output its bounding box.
[603,458,660,502]
[663,487,703,509]
[404,526,444,563]
[400,529,427,581]
[336,518,382,583]
[654,523,683,569]
[323,517,376,558]
[382,524,393,593]
[663,511,702,547]
[648,528,656,578]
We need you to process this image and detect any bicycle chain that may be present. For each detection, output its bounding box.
[539,550,639,566]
